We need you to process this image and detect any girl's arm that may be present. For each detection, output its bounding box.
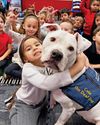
[85,0,91,9]
[23,53,86,91]
[80,0,89,14]
[90,64,100,69]
[0,44,13,61]
[4,21,23,44]
[69,53,88,77]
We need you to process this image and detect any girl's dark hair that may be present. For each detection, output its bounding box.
[0,14,5,23]
[20,14,40,37]
[19,36,42,64]
[93,26,100,36]
[60,8,69,15]
[91,0,100,5]
[91,12,100,36]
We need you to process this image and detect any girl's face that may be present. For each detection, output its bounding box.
[23,38,42,66]
[0,17,4,32]
[60,22,73,34]
[23,17,39,36]
[95,16,100,26]
[90,0,100,12]
[38,13,46,25]
[74,16,84,29]
[93,31,100,45]
[60,13,69,22]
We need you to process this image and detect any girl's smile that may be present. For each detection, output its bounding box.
[22,37,43,66]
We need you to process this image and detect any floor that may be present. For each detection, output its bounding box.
[0,76,94,125]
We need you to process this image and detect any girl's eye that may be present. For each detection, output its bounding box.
[26,47,31,51]
[36,44,41,46]
[0,21,3,23]
[27,25,31,28]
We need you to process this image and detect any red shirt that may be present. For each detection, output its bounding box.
[85,0,91,9]
[80,0,96,35]
[0,32,12,57]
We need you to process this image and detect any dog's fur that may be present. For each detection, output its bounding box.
[41,30,100,125]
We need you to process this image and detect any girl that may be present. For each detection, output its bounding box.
[9,36,87,125]
[4,14,40,79]
[0,14,12,75]
[84,26,100,73]
[80,0,100,41]
[38,11,47,26]
[73,15,84,35]
[91,12,100,36]
[6,11,20,33]
[60,20,74,34]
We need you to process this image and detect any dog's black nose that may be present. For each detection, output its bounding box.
[51,50,63,61]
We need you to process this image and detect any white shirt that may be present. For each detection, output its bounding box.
[16,63,73,105]
[4,22,26,67]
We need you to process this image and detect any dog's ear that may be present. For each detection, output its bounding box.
[74,32,92,53]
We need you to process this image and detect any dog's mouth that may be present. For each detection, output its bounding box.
[43,60,60,71]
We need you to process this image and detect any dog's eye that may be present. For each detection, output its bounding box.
[68,46,74,51]
[50,37,56,42]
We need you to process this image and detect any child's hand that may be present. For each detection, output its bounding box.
[84,54,91,68]
[6,13,17,25]
[50,93,56,109]
[69,53,87,77]
[76,53,86,65]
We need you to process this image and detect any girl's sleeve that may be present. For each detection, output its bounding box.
[4,22,22,44]
[80,0,88,14]
[85,0,91,9]
[23,64,73,91]
[7,35,13,44]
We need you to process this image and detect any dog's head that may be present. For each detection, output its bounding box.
[41,30,91,71]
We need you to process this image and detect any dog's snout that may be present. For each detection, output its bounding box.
[51,50,63,61]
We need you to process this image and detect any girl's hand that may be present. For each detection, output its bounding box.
[50,93,56,109]
[6,13,17,25]
[69,53,87,77]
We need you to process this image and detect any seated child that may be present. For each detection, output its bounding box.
[84,26,100,73]
[0,14,13,75]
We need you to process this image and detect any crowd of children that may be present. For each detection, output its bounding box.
[0,0,100,125]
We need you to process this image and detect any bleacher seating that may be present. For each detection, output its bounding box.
[0,76,21,85]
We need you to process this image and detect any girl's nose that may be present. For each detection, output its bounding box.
[33,47,38,51]
[30,27,34,30]
[98,21,100,25]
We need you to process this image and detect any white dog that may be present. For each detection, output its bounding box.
[41,30,100,125]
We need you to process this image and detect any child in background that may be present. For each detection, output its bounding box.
[9,36,87,125]
[84,26,100,73]
[6,11,21,53]
[60,20,74,34]
[60,8,69,22]
[91,12,100,36]
[24,4,36,16]
[80,0,100,41]
[0,14,13,75]
[38,11,47,26]
[4,14,40,79]
[73,15,84,35]
[46,12,55,23]
[6,11,20,33]
[95,12,100,27]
